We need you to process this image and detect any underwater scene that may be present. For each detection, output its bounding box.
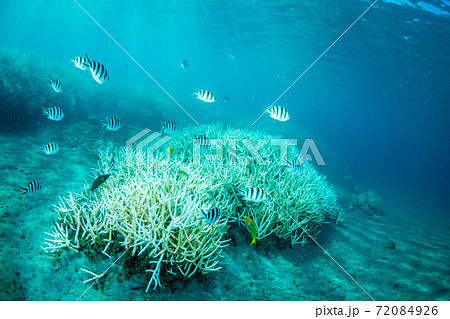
[0,0,449,301]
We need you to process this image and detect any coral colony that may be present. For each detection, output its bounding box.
[42,124,342,292]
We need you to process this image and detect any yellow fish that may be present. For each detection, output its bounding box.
[166,147,176,154]
[244,216,257,245]
[177,170,189,178]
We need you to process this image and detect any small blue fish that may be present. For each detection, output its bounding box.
[180,59,188,69]
[200,207,221,224]
[49,76,62,93]
[42,107,64,121]
[101,117,121,131]
[20,180,41,196]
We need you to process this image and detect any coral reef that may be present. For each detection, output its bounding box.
[168,124,342,245]
[43,124,342,290]
[43,150,229,291]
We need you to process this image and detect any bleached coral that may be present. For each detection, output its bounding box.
[169,124,342,245]
[43,149,229,291]
[43,123,341,290]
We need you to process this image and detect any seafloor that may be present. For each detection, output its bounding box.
[1,121,449,301]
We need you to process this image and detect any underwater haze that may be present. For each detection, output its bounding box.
[0,0,449,301]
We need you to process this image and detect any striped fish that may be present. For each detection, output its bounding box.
[161,120,177,134]
[193,135,210,151]
[193,89,215,103]
[101,117,121,131]
[233,186,267,203]
[84,54,109,84]
[69,55,88,70]
[200,207,221,224]
[49,76,62,93]
[42,107,64,121]
[41,142,59,155]
[20,180,41,196]
[108,157,116,174]
[265,106,290,121]
[281,158,303,173]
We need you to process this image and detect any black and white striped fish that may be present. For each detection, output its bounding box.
[41,142,59,155]
[101,117,121,131]
[84,54,109,84]
[281,158,303,173]
[42,107,64,121]
[20,180,41,196]
[161,120,177,134]
[264,106,290,121]
[108,157,116,174]
[193,135,210,150]
[49,76,62,93]
[69,55,88,70]
[199,207,221,224]
[233,186,267,203]
[193,89,215,103]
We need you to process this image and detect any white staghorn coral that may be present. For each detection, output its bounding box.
[168,124,342,245]
[43,149,229,290]
[43,123,341,290]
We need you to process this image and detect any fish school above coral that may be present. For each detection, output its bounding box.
[43,124,342,291]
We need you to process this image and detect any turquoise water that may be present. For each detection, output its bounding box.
[0,0,449,300]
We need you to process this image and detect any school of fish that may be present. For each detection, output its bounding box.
[21,52,298,247]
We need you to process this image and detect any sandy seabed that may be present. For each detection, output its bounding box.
[0,121,449,301]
